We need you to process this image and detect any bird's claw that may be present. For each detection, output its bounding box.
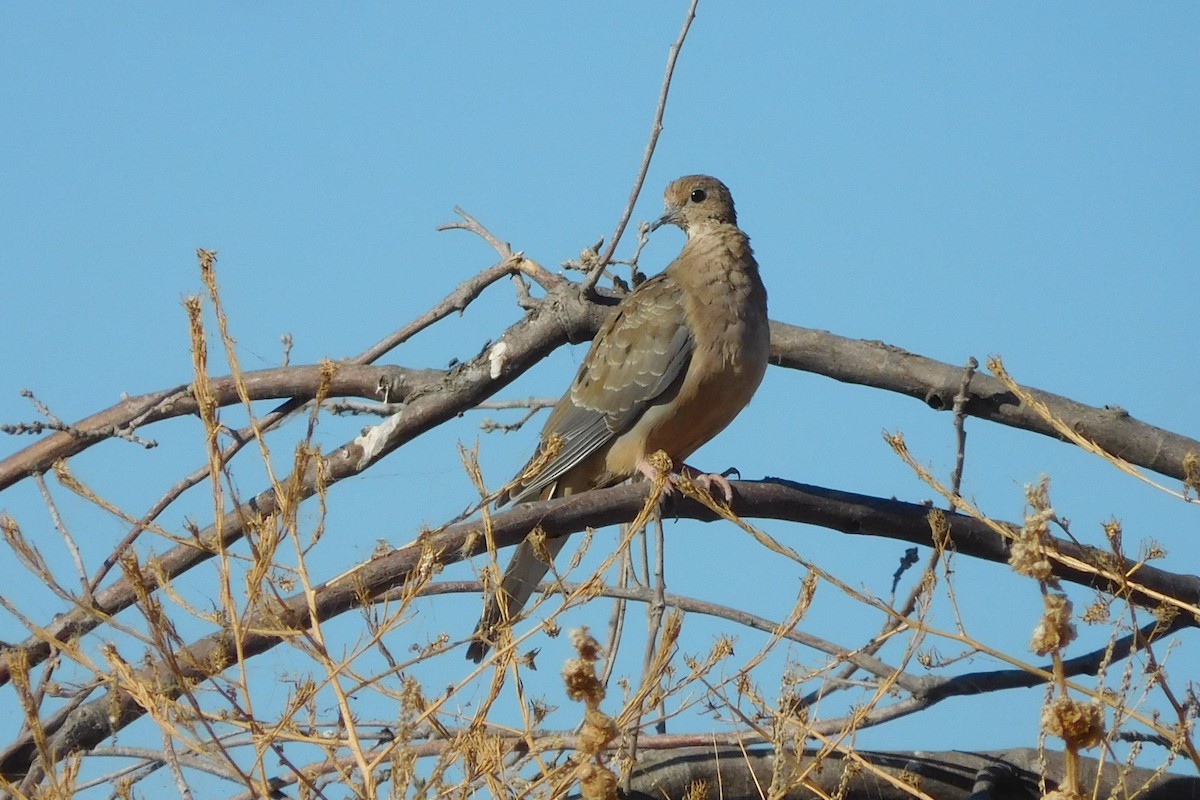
[635,458,736,504]
[681,466,735,504]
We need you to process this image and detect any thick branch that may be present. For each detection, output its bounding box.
[3,278,1196,706]
[0,253,530,492]
[770,322,1200,484]
[625,746,1200,800]
[7,319,1195,496]
[0,364,440,491]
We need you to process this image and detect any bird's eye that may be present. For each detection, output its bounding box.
[689,188,707,203]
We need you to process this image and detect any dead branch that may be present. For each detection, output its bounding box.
[7,318,1195,497]
[769,322,1200,485]
[0,365,439,491]
[625,746,1200,800]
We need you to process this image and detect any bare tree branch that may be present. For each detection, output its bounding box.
[769,322,1200,484]
[0,364,440,490]
[625,746,1200,800]
[8,318,1195,495]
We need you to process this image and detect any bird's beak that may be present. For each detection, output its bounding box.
[650,207,681,232]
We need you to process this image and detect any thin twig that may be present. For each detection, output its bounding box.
[3,390,157,448]
[355,254,536,363]
[478,408,541,434]
[814,546,937,711]
[437,206,512,256]
[648,513,668,735]
[598,545,631,690]
[949,356,978,501]
[33,472,90,602]
[324,399,406,417]
[161,731,194,800]
[417,578,916,693]
[438,206,560,293]
[586,0,699,290]
[474,397,559,410]
[627,511,669,772]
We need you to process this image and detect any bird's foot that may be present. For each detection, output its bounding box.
[634,454,737,504]
[636,451,678,495]
[679,464,736,504]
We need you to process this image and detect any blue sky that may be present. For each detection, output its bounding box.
[2,3,1198,791]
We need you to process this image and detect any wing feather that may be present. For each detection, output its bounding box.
[501,274,693,504]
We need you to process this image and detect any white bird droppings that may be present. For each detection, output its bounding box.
[488,341,509,379]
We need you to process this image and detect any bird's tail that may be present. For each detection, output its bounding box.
[466,535,568,663]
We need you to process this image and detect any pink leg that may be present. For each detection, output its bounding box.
[636,457,677,495]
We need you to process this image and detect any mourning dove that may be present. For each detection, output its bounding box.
[466,175,770,663]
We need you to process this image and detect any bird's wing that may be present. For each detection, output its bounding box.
[503,273,694,503]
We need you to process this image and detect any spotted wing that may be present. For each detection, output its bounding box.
[502,274,693,504]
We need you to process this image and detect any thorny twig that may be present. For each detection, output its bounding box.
[3,389,157,448]
[478,407,544,434]
[438,205,561,307]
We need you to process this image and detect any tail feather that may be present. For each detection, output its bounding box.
[466,535,568,662]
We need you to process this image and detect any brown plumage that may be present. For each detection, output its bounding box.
[466,175,770,662]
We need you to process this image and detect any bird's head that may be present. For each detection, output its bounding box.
[651,174,737,234]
